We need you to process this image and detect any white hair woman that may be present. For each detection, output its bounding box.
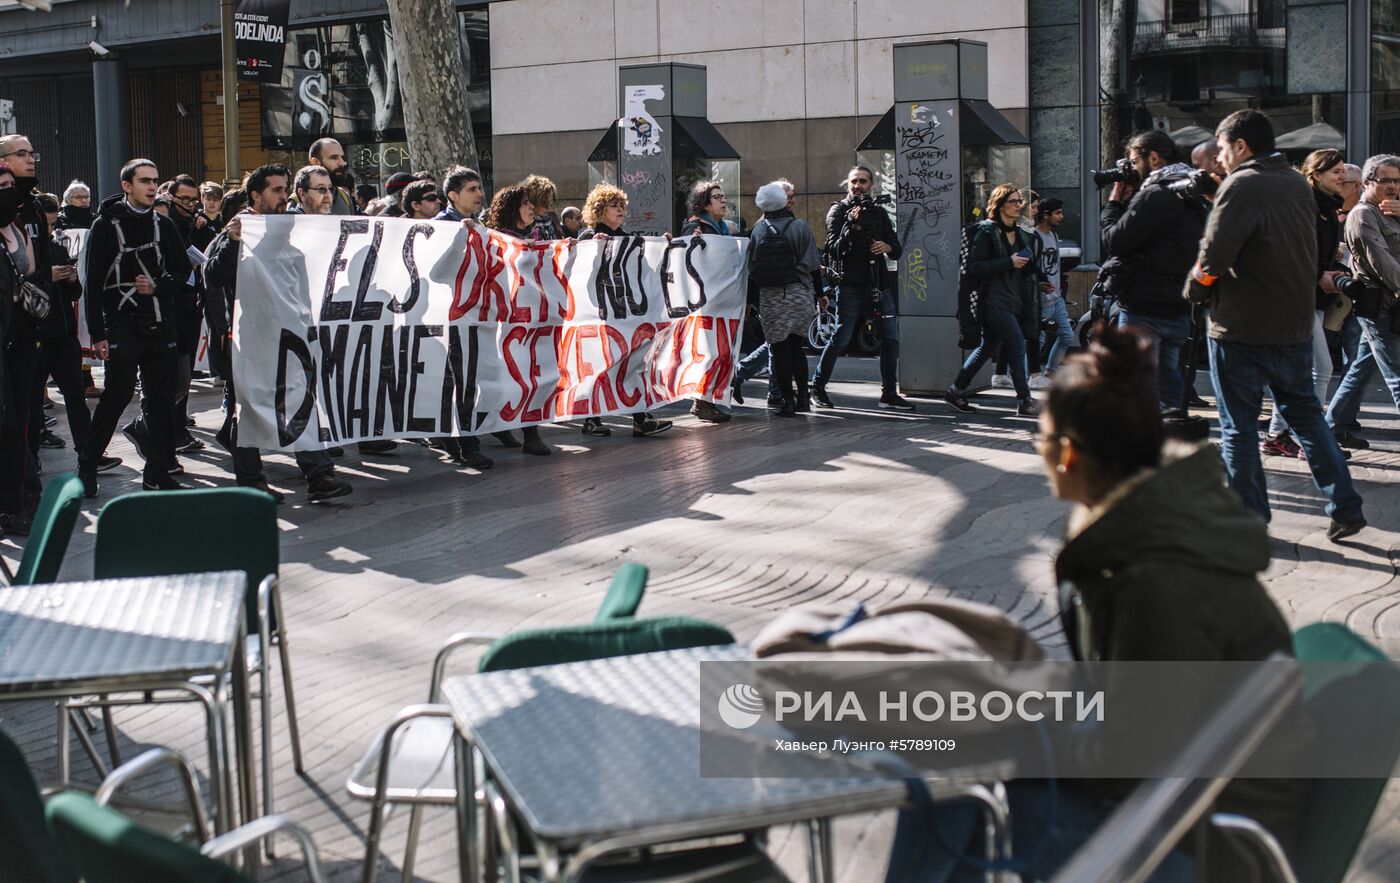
[57,180,93,230]
[748,181,822,416]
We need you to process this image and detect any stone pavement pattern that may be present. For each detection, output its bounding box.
[4,370,1400,881]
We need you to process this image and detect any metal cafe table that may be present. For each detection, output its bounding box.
[0,571,259,850]
[442,644,1013,883]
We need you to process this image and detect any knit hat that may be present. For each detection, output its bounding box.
[755,182,788,213]
[384,172,415,194]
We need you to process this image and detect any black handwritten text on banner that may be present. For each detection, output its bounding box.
[232,216,747,451]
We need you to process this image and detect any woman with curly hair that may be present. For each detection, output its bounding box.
[522,174,562,241]
[574,183,671,438]
[485,184,550,456]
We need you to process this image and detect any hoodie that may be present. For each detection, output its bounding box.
[83,194,193,343]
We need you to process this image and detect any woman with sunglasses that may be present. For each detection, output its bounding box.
[944,184,1042,417]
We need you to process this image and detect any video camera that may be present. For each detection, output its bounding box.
[851,192,894,211]
[1092,158,1140,190]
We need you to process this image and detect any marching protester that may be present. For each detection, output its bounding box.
[401,179,442,221]
[943,184,1041,417]
[560,205,583,237]
[0,160,42,534]
[1186,110,1364,540]
[203,163,354,503]
[1099,129,1204,411]
[288,165,336,215]
[355,183,378,214]
[812,166,912,411]
[576,182,672,438]
[747,181,822,417]
[303,138,357,215]
[78,158,194,498]
[678,180,736,424]
[56,180,93,230]
[522,175,561,240]
[485,183,552,455]
[1326,154,1400,450]
[31,190,96,464]
[198,181,224,230]
[1259,149,1349,458]
[376,172,415,217]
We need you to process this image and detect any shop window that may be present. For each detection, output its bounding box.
[1168,1,1202,26]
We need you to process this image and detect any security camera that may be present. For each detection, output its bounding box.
[88,41,110,57]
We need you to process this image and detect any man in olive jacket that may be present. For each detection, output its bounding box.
[1184,110,1364,541]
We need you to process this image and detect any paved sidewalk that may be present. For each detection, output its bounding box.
[4,367,1400,881]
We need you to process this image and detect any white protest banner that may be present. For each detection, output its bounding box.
[232,215,748,451]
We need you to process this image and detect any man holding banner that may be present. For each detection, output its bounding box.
[204,163,353,504]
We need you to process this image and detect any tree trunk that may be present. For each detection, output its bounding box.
[1099,0,1127,166]
[385,0,479,179]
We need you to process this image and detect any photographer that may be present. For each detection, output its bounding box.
[1099,130,1204,411]
[812,165,912,410]
[1326,154,1400,448]
[1185,110,1363,541]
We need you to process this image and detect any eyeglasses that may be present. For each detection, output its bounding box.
[173,195,199,205]
[1005,197,1026,206]
[304,186,333,195]
[710,193,726,201]
[1372,177,1400,187]
[0,149,39,162]
[422,194,441,202]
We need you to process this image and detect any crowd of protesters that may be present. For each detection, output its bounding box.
[0,110,1395,544]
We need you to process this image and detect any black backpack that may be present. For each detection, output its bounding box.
[750,218,800,287]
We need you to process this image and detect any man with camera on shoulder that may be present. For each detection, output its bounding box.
[812,165,912,410]
[1099,129,1205,411]
[1185,109,1364,541]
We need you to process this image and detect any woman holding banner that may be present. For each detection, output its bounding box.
[486,184,552,456]
[575,183,672,439]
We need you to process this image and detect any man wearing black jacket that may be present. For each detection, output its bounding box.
[811,165,911,410]
[78,158,193,496]
[204,164,352,504]
[1100,129,1205,410]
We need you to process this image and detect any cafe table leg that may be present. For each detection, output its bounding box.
[231,621,260,875]
[807,817,834,883]
[454,729,480,883]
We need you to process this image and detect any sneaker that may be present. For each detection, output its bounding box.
[122,420,149,460]
[1327,518,1366,543]
[43,414,57,429]
[1334,430,1370,450]
[141,474,187,491]
[991,374,1013,389]
[1027,373,1053,391]
[811,386,835,408]
[1016,398,1041,418]
[1260,433,1301,458]
[175,436,205,453]
[795,394,812,414]
[239,480,285,504]
[79,462,98,498]
[492,430,522,448]
[879,393,915,411]
[307,473,353,502]
[944,387,976,414]
[168,460,184,475]
[730,378,745,406]
[581,417,612,437]
[691,400,732,423]
[40,430,65,449]
[95,455,122,473]
[185,415,197,427]
[358,439,397,454]
[766,392,783,409]
[456,450,495,470]
[632,417,673,437]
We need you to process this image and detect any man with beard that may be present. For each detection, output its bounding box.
[304,138,356,215]
[204,164,353,504]
[78,158,194,497]
[288,165,335,215]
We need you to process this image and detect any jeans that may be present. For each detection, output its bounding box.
[954,305,1030,399]
[1209,337,1363,523]
[1118,309,1191,410]
[1269,311,1332,436]
[1043,296,1077,373]
[887,780,1193,883]
[735,341,773,399]
[1328,314,1390,431]
[813,285,899,394]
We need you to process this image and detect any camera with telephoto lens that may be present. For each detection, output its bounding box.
[1092,158,1141,190]
[1166,168,1220,200]
[852,192,894,211]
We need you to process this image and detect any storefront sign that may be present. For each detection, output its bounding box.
[235,0,292,83]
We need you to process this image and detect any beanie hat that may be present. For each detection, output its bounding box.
[755,182,788,213]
